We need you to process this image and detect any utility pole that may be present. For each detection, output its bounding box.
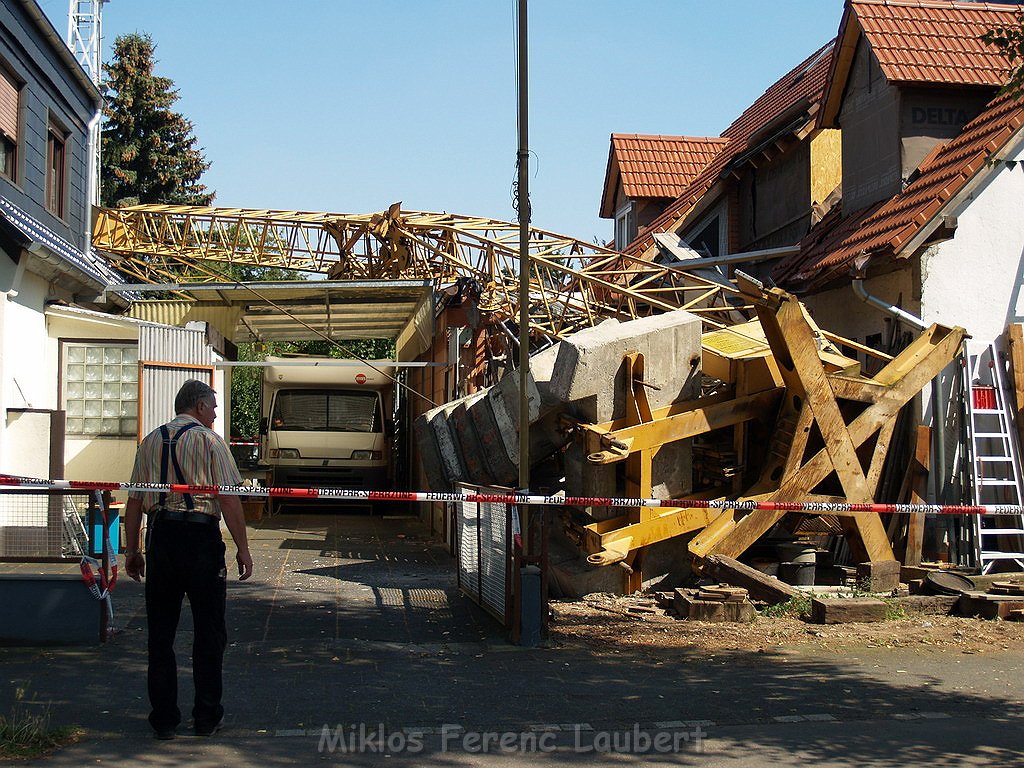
[67,0,107,206]
[516,0,530,495]
[515,0,544,648]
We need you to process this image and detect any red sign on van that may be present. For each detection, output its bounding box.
[355,373,367,385]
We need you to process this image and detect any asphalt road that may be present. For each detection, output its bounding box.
[2,511,1022,766]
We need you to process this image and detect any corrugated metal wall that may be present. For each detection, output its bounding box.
[138,323,214,438]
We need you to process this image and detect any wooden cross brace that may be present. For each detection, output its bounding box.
[689,283,966,565]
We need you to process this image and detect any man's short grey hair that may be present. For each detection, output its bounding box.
[175,380,216,414]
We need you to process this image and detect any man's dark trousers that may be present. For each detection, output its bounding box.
[145,515,227,733]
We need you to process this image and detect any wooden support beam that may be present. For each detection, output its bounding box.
[691,300,965,563]
[1008,324,1024,461]
[702,554,797,605]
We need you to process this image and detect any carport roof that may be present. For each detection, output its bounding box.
[119,280,435,352]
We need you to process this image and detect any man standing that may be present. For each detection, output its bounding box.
[124,379,253,740]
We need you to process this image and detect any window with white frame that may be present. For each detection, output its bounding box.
[62,342,139,436]
[614,202,636,251]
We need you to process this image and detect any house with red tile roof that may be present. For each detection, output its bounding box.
[771,0,1024,352]
[612,39,842,279]
[600,134,728,250]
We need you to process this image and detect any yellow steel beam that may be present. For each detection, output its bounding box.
[583,388,783,463]
[583,507,720,566]
[93,204,744,338]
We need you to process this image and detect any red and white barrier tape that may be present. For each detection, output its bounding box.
[1,473,1021,516]
[80,490,116,623]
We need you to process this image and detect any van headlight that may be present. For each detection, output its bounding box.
[351,450,382,460]
[269,448,300,459]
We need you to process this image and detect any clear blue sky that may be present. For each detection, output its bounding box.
[40,0,846,243]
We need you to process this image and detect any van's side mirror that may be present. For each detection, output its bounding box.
[260,416,269,435]
[385,418,395,437]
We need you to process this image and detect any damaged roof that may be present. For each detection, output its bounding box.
[821,0,1018,127]
[774,91,1024,292]
[773,0,1024,292]
[599,135,729,218]
[624,39,836,258]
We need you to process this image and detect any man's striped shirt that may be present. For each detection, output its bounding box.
[129,414,241,518]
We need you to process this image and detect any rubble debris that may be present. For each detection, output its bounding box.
[811,597,888,624]
[673,587,755,623]
[702,554,797,606]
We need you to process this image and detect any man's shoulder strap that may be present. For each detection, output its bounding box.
[157,421,203,511]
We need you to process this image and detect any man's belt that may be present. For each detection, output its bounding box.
[149,509,219,526]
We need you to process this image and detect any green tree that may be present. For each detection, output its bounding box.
[983,10,1024,97]
[101,33,213,208]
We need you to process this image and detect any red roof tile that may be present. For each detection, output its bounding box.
[858,0,1015,85]
[624,40,836,257]
[600,135,729,218]
[822,1,1017,125]
[773,92,1024,291]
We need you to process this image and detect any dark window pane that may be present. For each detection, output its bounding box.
[272,389,380,432]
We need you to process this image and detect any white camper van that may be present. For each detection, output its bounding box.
[260,358,396,501]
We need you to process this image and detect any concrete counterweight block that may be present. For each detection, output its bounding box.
[548,312,702,422]
[413,409,450,491]
[449,394,495,486]
[429,403,466,486]
[563,442,618,521]
[467,392,518,487]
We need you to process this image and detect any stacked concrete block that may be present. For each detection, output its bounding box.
[414,358,561,491]
[415,402,466,490]
[414,311,702,508]
[449,393,495,486]
[466,391,518,487]
[549,312,702,420]
[412,412,450,491]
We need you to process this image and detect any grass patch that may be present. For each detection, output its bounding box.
[760,593,813,619]
[0,689,84,761]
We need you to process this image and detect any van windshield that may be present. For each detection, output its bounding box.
[271,389,381,432]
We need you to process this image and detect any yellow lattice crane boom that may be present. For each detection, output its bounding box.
[93,203,746,339]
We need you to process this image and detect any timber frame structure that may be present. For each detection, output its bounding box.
[93,203,747,343]
[572,276,966,579]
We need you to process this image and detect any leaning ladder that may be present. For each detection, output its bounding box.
[964,343,1024,573]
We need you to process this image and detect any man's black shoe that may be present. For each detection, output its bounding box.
[194,717,224,737]
[153,727,176,740]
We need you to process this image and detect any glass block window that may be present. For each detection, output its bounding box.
[63,343,139,436]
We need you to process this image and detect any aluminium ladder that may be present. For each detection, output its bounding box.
[963,343,1024,573]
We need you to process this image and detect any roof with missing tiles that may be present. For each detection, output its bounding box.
[774,92,1024,292]
[623,39,836,257]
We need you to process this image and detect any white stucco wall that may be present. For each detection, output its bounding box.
[1,271,58,474]
[46,309,141,486]
[3,272,58,413]
[920,144,1024,346]
[800,267,918,347]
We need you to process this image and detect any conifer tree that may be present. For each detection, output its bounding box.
[101,33,213,208]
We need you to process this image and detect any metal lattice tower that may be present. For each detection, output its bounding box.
[67,0,106,205]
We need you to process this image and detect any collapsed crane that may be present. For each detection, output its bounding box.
[93,203,962,584]
[93,203,747,347]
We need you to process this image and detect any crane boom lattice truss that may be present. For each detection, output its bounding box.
[93,204,745,339]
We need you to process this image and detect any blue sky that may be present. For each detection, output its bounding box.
[40,0,846,243]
